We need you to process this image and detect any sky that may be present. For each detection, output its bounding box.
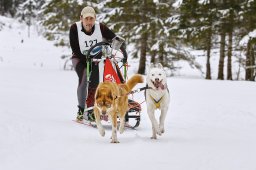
[0,16,256,170]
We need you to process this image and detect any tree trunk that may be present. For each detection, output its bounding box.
[137,0,148,74]
[206,48,211,79]
[227,29,233,80]
[150,50,156,64]
[150,26,156,64]
[159,43,164,66]
[206,28,212,80]
[217,27,226,80]
[28,25,30,38]
[245,39,251,80]
[150,4,156,64]
[251,46,255,81]
[227,10,233,80]
[137,31,147,74]
[245,39,255,81]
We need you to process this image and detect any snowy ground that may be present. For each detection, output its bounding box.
[1,16,256,170]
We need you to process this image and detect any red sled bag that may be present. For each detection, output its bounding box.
[103,58,122,84]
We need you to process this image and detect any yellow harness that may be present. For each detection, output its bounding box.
[150,95,164,109]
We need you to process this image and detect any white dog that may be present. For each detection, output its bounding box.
[145,63,170,139]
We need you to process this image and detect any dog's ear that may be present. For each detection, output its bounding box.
[157,63,163,69]
[95,90,100,99]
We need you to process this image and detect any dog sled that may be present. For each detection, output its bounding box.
[84,36,142,129]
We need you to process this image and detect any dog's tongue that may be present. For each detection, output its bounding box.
[159,83,165,90]
[154,81,165,90]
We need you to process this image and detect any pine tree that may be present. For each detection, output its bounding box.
[0,0,26,16]
[104,0,177,74]
[18,0,37,38]
[41,0,78,46]
[214,1,241,80]
[197,0,218,80]
[151,1,175,68]
[239,0,256,81]
[175,0,207,75]
[104,0,149,74]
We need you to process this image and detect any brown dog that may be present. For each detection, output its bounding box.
[94,74,144,143]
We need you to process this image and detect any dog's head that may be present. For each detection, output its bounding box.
[95,86,114,115]
[147,63,167,90]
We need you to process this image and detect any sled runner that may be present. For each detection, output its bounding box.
[84,36,142,128]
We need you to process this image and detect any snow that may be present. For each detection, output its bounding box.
[239,29,256,47]
[199,0,210,4]
[1,16,256,170]
[173,0,183,8]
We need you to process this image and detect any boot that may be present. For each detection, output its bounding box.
[76,106,84,122]
[87,110,95,122]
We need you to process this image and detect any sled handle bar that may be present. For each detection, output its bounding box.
[86,41,111,59]
[86,41,127,62]
[91,57,116,62]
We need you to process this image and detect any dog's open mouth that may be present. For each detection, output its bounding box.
[100,114,108,121]
[151,79,165,90]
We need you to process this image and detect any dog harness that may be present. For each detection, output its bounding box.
[146,83,169,109]
[150,95,164,109]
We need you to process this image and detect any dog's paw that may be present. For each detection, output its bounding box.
[150,136,157,139]
[160,127,165,133]
[111,139,120,143]
[99,128,105,137]
[155,128,162,136]
[157,131,162,136]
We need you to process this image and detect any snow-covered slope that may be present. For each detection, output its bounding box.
[0,16,68,69]
[1,16,256,170]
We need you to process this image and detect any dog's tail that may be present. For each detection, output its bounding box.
[125,74,144,92]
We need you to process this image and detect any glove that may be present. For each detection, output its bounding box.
[122,57,127,64]
[122,50,128,64]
